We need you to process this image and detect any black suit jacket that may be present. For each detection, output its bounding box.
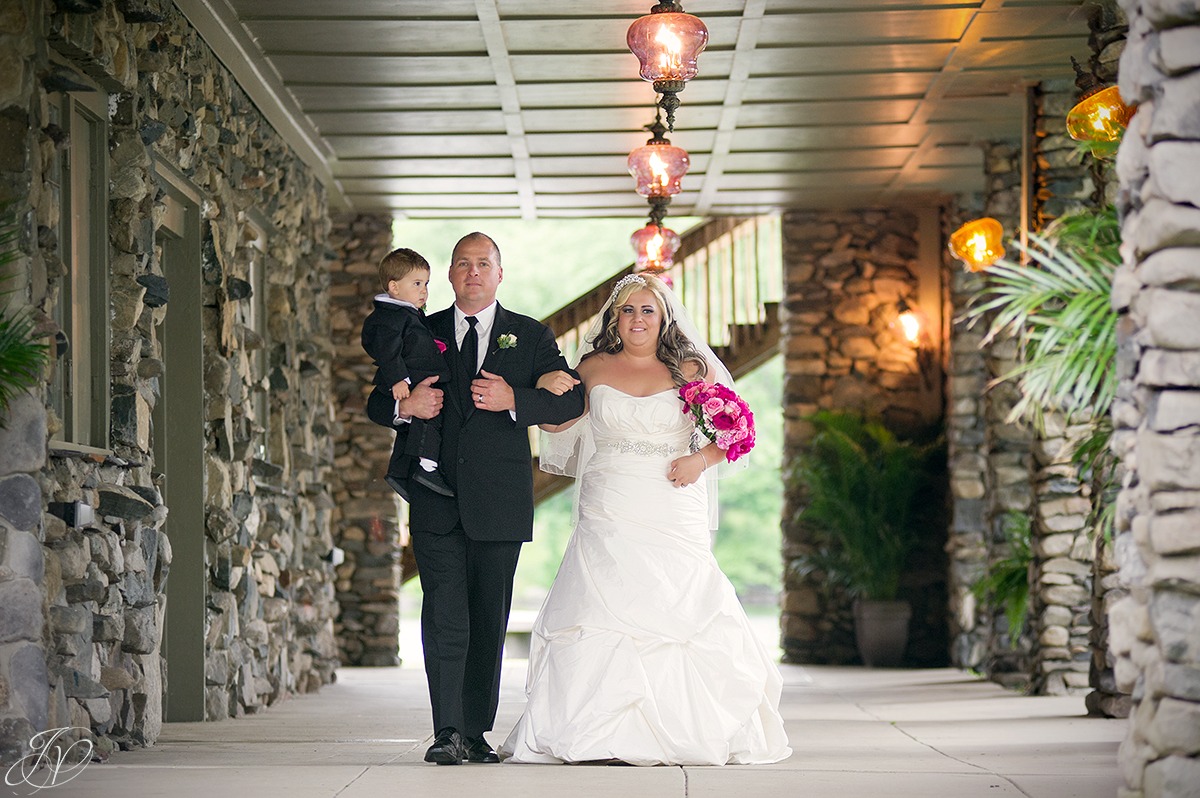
[408,303,585,542]
[361,300,452,389]
[361,300,453,429]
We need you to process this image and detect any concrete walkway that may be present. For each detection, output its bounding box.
[14,661,1125,798]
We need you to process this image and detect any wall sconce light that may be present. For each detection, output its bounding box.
[896,299,935,389]
[627,114,689,227]
[948,217,1004,272]
[1066,56,1134,148]
[631,222,681,279]
[627,1,708,131]
[896,300,921,346]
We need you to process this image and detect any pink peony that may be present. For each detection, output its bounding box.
[711,411,738,431]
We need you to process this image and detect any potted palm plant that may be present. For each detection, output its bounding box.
[790,410,938,666]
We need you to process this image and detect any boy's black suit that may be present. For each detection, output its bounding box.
[360,299,452,482]
[408,302,584,740]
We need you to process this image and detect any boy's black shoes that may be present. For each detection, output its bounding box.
[384,474,410,501]
[412,469,455,497]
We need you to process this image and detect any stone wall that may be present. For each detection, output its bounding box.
[0,0,338,761]
[780,207,947,666]
[327,214,406,667]
[944,139,1033,681]
[945,49,1125,696]
[1110,0,1200,794]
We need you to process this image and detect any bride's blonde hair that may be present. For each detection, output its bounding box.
[583,273,708,386]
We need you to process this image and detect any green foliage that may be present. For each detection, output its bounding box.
[788,411,939,601]
[0,205,50,424]
[965,207,1119,428]
[970,512,1033,645]
[963,206,1121,538]
[712,354,784,599]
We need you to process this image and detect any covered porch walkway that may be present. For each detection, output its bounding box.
[43,663,1123,798]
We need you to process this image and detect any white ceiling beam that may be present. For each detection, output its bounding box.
[692,0,766,218]
[879,0,1007,200]
[476,0,537,220]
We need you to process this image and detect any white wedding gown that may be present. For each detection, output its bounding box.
[501,385,792,766]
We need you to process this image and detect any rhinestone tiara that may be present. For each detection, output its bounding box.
[611,273,647,298]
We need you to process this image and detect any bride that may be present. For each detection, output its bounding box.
[500,273,791,766]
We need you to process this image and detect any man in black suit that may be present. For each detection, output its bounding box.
[396,232,585,765]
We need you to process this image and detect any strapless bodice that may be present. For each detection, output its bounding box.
[588,384,693,456]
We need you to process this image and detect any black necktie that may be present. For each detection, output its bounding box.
[462,315,479,379]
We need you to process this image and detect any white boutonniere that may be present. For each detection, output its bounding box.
[497,333,518,349]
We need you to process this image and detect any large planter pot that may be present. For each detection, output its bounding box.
[854,599,912,667]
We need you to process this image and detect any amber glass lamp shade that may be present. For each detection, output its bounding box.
[948,217,1005,271]
[631,223,681,274]
[1066,85,1134,143]
[628,140,689,198]
[626,4,708,86]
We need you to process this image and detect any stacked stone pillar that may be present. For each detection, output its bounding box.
[945,140,1035,684]
[1109,1,1200,794]
[327,214,406,667]
[780,208,947,665]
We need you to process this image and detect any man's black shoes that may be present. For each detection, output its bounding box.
[463,735,500,763]
[424,728,466,765]
[412,469,455,497]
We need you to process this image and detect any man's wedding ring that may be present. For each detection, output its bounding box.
[476,394,482,402]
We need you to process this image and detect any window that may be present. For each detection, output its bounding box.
[242,214,271,459]
[48,78,110,449]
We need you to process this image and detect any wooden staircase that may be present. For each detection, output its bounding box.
[532,216,783,504]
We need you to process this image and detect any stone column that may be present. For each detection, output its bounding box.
[1022,76,1097,697]
[327,214,406,667]
[945,140,1034,683]
[0,395,50,761]
[780,208,946,665]
[1109,1,1200,794]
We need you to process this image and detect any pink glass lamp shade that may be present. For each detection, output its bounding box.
[626,3,708,86]
[627,2,708,130]
[627,132,689,198]
[631,223,681,274]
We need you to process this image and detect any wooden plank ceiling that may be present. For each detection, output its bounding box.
[202,0,1093,218]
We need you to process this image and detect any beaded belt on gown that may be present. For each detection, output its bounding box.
[601,439,684,457]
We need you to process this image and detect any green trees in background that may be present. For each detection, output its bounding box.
[392,217,699,317]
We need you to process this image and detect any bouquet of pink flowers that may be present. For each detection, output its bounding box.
[679,380,756,463]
